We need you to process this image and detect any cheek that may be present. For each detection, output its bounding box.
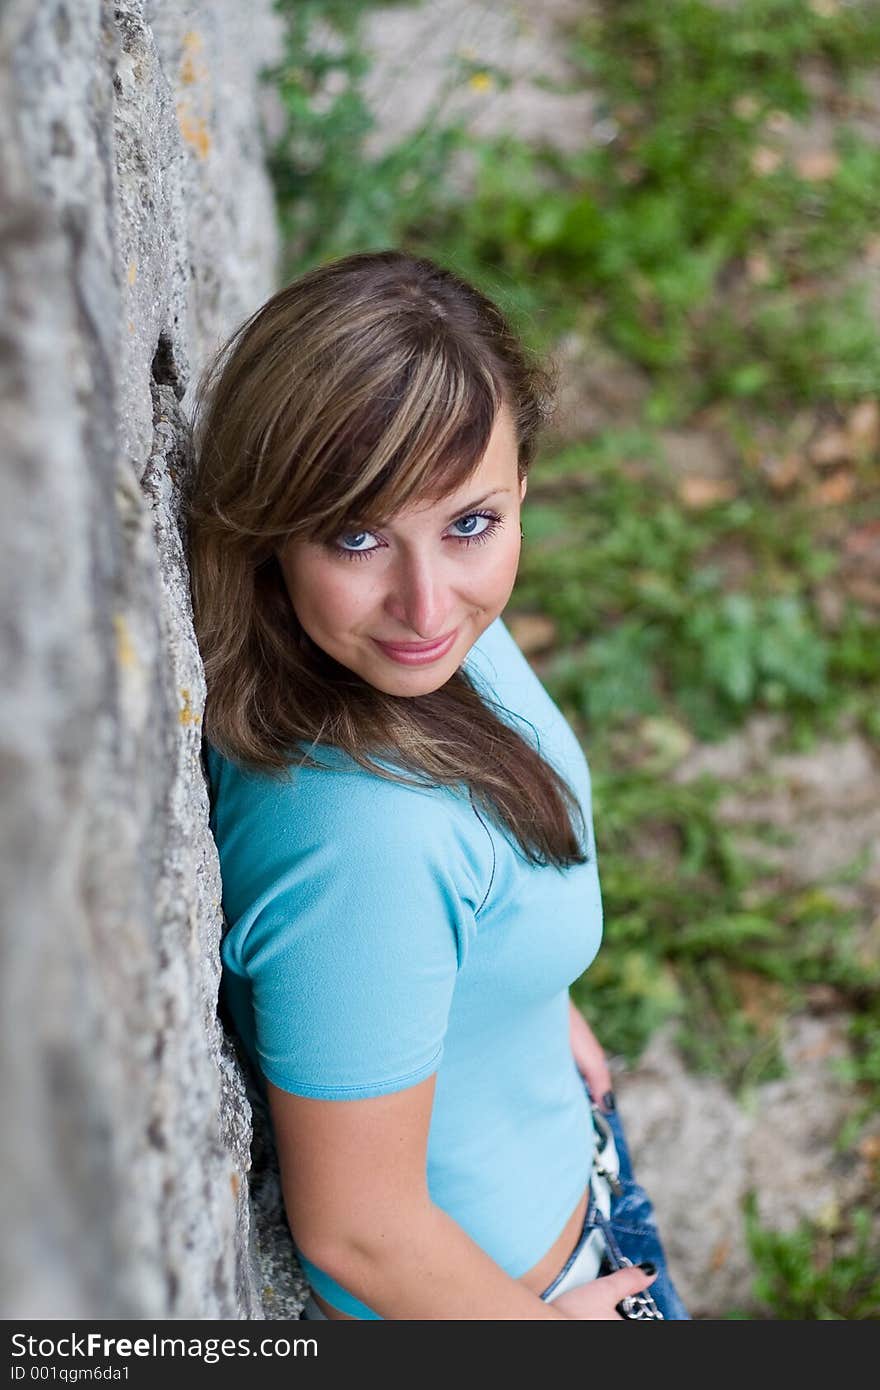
[297,560,377,629]
[480,532,521,592]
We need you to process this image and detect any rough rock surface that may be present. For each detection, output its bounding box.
[0,0,284,1318]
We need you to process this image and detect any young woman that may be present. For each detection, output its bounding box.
[186,249,690,1321]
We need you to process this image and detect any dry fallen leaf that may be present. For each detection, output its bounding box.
[614,103,642,127]
[730,968,785,1033]
[637,715,693,768]
[844,575,880,607]
[765,109,795,135]
[813,470,856,505]
[864,236,880,267]
[760,451,803,491]
[678,476,737,508]
[746,251,774,285]
[846,399,880,453]
[733,94,760,120]
[814,1199,842,1234]
[815,584,845,629]
[751,146,783,176]
[632,57,656,87]
[709,1239,731,1272]
[857,1133,880,1164]
[805,983,847,1012]
[795,150,839,181]
[843,519,880,558]
[808,428,852,467]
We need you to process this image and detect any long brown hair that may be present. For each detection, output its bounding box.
[184,250,589,868]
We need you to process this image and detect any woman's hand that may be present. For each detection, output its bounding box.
[551,1264,659,1320]
[568,996,614,1112]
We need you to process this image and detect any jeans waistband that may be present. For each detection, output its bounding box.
[538,1101,622,1302]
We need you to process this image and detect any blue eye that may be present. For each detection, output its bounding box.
[336,530,378,557]
[330,510,503,562]
[450,510,503,546]
[451,514,487,537]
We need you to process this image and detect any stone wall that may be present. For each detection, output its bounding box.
[0,0,289,1318]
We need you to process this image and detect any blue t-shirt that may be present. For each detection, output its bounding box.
[205,614,604,1318]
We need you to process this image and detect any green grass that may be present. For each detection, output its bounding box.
[569,756,877,1089]
[516,428,879,745]
[734,1195,880,1319]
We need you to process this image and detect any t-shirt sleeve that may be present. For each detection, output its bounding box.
[225,767,481,1100]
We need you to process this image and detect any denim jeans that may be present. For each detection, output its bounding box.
[300,1078,690,1321]
[539,1077,690,1320]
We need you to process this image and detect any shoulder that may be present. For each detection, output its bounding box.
[207,737,469,838]
[204,739,494,924]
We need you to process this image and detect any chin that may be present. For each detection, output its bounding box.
[372,666,454,697]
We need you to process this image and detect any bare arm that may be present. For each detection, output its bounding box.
[568,995,614,1110]
[267,1072,656,1320]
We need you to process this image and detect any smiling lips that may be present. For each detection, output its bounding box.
[372,629,458,665]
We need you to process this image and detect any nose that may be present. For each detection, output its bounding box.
[382,549,454,640]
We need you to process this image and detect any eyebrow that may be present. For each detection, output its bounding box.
[347,487,512,533]
[441,488,510,521]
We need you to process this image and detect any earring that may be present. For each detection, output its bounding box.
[520,526,525,539]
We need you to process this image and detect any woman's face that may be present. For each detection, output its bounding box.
[277,402,527,696]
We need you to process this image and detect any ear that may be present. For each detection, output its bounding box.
[519,473,528,502]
